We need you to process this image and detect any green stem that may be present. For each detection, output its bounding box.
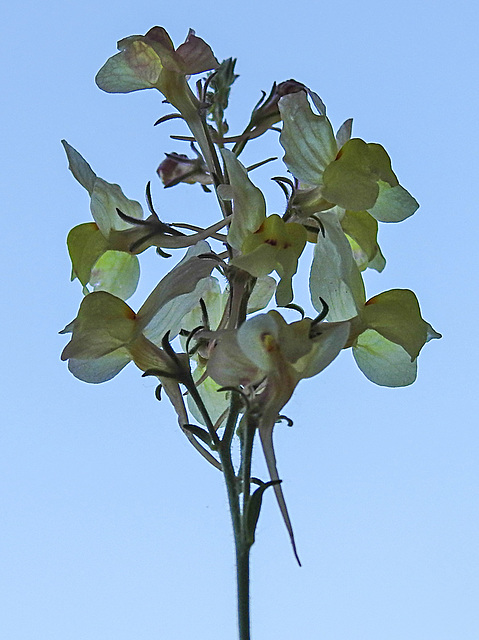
[236,542,251,640]
[218,396,253,640]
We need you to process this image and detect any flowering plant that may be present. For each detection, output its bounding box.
[60,27,440,639]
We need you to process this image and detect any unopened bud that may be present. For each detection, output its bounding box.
[251,79,306,126]
[157,152,213,188]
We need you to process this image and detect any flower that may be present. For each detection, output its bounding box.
[62,141,230,298]
[349,289,442,387]
[308,212,440,385]
[60,243,218,383]
[231,214,306,307]
[95,27,219,118]
[279,91,419,222]
[206,310,350,558]
[219,149,306,306]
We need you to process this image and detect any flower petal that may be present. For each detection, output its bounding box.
[61,292,137,361]
[143,276,217,344]
[95,44,162,93]
[237,312,281,372]
[361,289,431,360]
[298,321,350,378]
[221,149,266,251]
[89,250,140,300]
[62,140,96,194]
[340,209,383,271]
[353,329,417,387]
[207,330,262,388]
[174,29,219,75]
[309,212,365,321]
[367,181,419,223]
[247,276,276,313]
[187,367,230,429]
[136,242,217,333]
[279,91,337,185]
[322,139,397,211]
[91,178,143,237]
[67,349,131,383]
[67,223,109,290]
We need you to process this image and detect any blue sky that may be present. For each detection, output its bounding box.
[2,1,478,639]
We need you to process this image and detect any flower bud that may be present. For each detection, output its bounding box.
[251,79,307,125]
[157,152,213,188]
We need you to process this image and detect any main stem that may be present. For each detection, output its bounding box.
[183,104,253,638]
[219,398,253,640]
[236,542,251,640]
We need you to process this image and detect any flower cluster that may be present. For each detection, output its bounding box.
[61,26,440,558]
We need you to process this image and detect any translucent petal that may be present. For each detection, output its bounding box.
[279,92,337,185]
[336,118,353,148]
[90,178,143,237]
[368,181,419,223]
[309,212,365,321]
[174,31,219,75]
[361,289,429,359]
[68,349,131,383]
[61,292,137,361]
[187,367,230,429]
[67,223,109,288]
[298,321,350,379]
[143,276,217,344]
[136,241,216,332]
[368,245,386,272]
[247,276,276,313]
[322,139,400,211]
[207,331,262,388]
[95,48,160,93]
[340,210,381,269]
[231,243,278,278]
[221,149,266,251]
[62,140,96,194]
[90,250,140,300]
[237,313,280,372]
[353,329,417,387]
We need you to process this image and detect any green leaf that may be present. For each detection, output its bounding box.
[368,181,419,223]
[279,91,337,185]
[246,480,282,545]
[309,212,365,321]
[322,139,398,211]
[361,289,429,359]
[353,329,417,387]
[67,223,109,289]
[181,423,214,447]
[90,250,140,300]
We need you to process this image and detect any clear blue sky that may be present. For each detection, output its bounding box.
[2,1,478,639]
